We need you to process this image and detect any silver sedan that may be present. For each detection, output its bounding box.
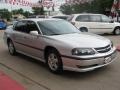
[3,18,117,73]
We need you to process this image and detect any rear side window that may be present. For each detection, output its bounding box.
[14,21,28,33]
[75,15,90,22]
[90,15,101,22]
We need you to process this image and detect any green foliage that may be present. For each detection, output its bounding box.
[60,0,113,14]
[12,8,24,15]
[0,9,11,20]
[0,8,32,21]
[12,8,32,17]
[23,11,31,17]
[32,7,44,15]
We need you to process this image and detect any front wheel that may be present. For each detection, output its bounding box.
[46,49,63,73]
[8,40,16,55]
[114,27,120,35]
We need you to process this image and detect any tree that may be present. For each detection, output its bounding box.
[12,8,32,18]
[32,7,44,15]
[12,8,24,15]
[60,5,73,14]
[32,0,44,15]
[60,0,113,15]
[0,9,11,20]
[23,11,31,17]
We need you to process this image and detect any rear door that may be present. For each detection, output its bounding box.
[89,15,114,34]
[89,15,104,33]
[13,21,29,53]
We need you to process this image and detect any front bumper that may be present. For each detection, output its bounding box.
[62,49,117,72]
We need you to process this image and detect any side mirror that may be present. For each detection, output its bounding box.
[30,31,39,36]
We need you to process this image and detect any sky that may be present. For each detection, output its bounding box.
[0,0,65,12]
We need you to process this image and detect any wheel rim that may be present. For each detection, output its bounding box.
[8,42,14,54]
[48,53,58,71]
[115,29,120,35]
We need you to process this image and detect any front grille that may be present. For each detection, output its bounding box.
[95,45,111,53]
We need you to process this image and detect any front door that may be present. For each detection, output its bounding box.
[22,21,44,60]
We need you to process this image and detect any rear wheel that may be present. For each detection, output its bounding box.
[114,27,120,35]
[79,27,88,32]
[8,40,16,55]
[46,49,63,73]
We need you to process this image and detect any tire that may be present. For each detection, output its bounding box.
[79,27,88,32]
[114,27,120,35]
[46,49,63,73]
[8,40,16,55]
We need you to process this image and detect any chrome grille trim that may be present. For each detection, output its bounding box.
[94,45,111,53]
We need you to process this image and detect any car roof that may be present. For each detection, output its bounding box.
[52,15,69,17]
[72,13,103,16]
[22,18,62,22]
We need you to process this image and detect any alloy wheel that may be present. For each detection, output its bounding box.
[114,28,120,35]
[48,53,59,71]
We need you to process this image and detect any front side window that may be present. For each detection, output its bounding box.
[27,21,39,33]
[76,15,89,22]
[90,15,101,22]
[38,20,79,36]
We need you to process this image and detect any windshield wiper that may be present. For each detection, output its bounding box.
[50,34,61,35]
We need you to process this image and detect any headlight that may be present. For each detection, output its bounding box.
[72,48,95,56]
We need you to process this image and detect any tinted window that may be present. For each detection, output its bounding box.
[27,21,39,32]
[38,20,79,36]
[15,21,28,33]
[76,15,89,22]
[90,15,101,22]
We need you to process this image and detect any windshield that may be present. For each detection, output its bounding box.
[37,20,79,36]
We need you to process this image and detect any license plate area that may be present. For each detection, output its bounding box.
[104,56,112,64]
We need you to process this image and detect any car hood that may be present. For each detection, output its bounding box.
[48,33,110,48]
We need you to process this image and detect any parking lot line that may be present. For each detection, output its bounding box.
[0,70,25,90]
